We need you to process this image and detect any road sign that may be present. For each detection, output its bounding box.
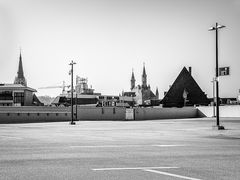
[219,67,230,76]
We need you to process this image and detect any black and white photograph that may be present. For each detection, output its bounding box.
[0,0,240,179]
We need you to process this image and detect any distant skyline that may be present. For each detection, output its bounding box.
[0,0,240,98]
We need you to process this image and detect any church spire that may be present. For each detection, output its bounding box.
[18,50,24,78]
[142,63,147,88]
[156,87,159,99]
[143,62,146,76]
[14,50,27,86]
[131,68,136,90]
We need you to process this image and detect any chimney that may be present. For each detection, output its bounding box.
[188,67,192,75]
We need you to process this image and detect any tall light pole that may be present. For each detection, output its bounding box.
[75,92,78,121]
[209,22,225,130]
[69,60,76,125]
[211,78,216,117]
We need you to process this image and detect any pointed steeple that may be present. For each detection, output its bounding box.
[142,62,147,88]
[156,87,159,99]
[131,68,135,79]
[18,51,24,78]
[131,68,136,90]
[14,50,27,86]
[143,62,146,76]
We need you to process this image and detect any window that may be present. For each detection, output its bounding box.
[114,97,119,100]
[14,92,24,106]
[0,91,13,100]
[99,96,104,99]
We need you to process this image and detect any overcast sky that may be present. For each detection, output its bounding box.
[0,0,240,98]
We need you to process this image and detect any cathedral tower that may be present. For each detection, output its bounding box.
[142,63,147,88]
[130,69,136,90]
[14,51,27,86]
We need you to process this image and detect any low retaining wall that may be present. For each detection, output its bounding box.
[197,105,240,117]
[134,107,199,120]
[76,107,125,120]
[0,106,70,112]
[0,106,71,123]
[75,106,199,120]
[0,112,71,123]
[0,106,200,123]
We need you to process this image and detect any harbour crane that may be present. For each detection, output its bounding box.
[38,81,70,94]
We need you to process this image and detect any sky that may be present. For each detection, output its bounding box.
[0,0,240,98]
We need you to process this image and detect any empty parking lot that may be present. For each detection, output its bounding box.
[0,118,240,180]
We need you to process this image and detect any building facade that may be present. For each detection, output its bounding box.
[0,84,38,106]
[123,64,159,106]
[0,52,42,106]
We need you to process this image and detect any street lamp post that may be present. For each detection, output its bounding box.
[211,78,216,117]
[69,60,76,125]
[209,22,225,130]
[75,93,78,121]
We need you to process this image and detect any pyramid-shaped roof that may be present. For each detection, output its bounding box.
[161,67,209,107]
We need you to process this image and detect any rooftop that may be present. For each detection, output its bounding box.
[0,83,37,92]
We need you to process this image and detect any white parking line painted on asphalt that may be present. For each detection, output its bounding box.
[70,144,186,148]
[70,145,142,148]
[175,128,210,131]
[144,169,202,180]
[152,144,186,147]
[92,166,179,171]
[0,135,22,140]
[93,166,202,180]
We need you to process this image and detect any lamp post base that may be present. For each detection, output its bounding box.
[212,125,225,130]
[69,121,76,125]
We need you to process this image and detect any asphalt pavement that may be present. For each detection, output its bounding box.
[0,117,240,180]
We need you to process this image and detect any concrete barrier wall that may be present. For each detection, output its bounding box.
[0,106,200,123]
[0,112,71,123]
[0,106,71,123]
[197,105,240,117]
[76,106,125,120]
[134,107,199,120]
[0,106,69,112]
[76,106,199,120]
[0,106,125,123]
